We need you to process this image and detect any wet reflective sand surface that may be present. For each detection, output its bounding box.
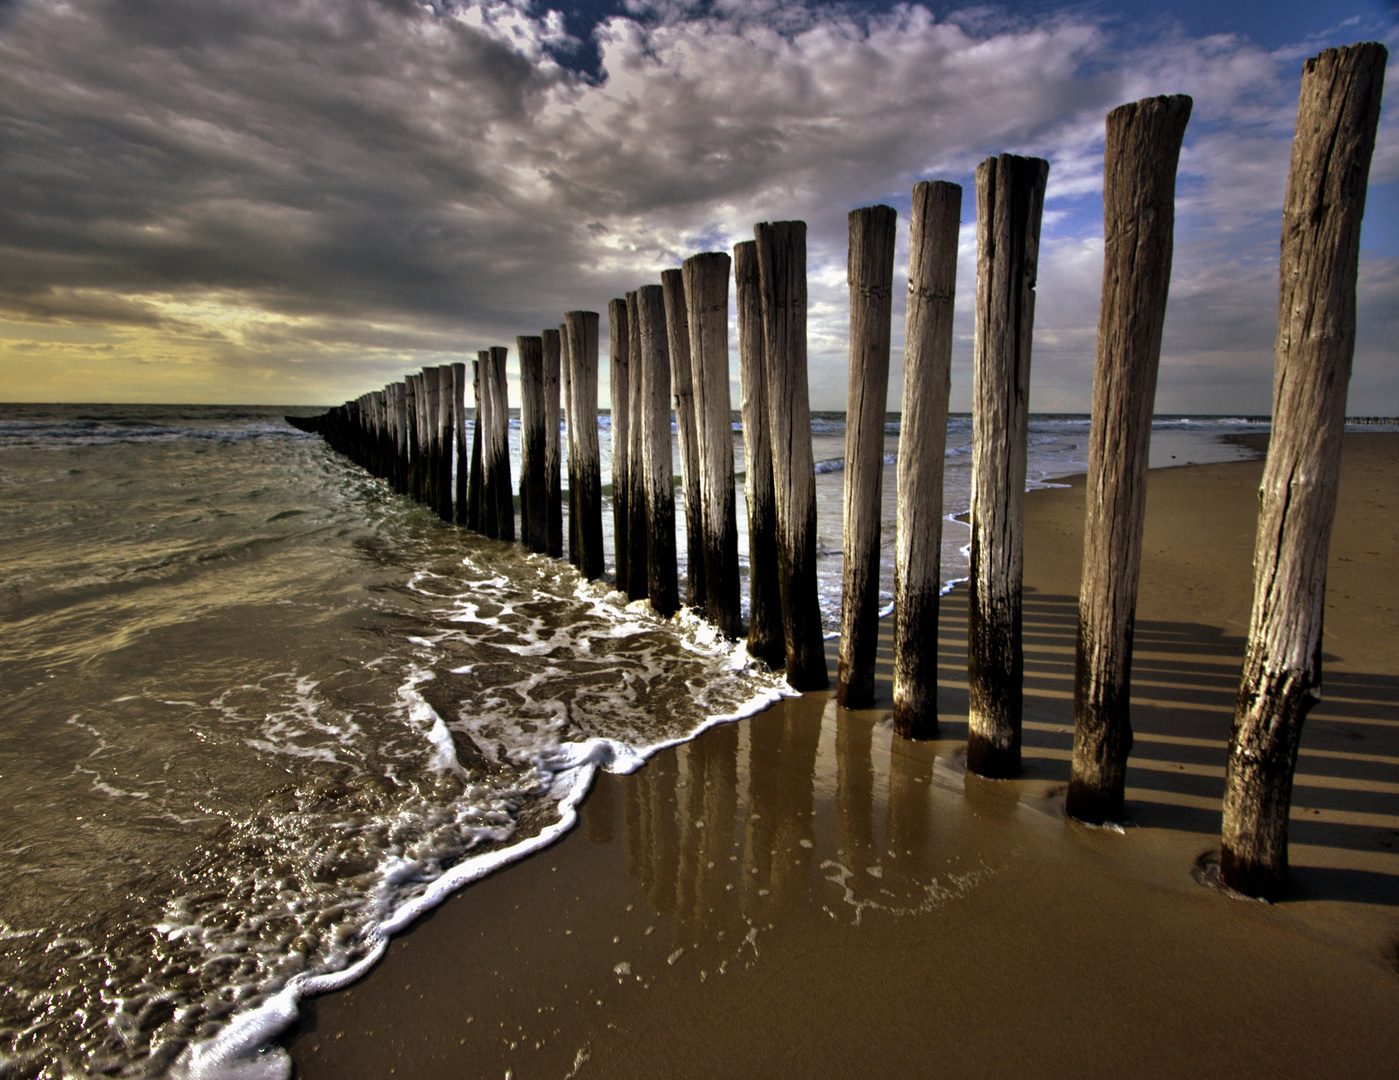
[289,435,1399,1080]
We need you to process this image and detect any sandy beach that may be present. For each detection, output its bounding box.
[285,432,1399,1079]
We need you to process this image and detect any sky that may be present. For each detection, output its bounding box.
[0,0,1395,412]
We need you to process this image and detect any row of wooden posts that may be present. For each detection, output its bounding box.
[299,43,1385,902]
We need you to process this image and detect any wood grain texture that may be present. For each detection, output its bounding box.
[637,284,679,617]
[754,220,829,690]
[436,365,455,522]
[968,154,1048,778]
[452,363,468,524]
[839,205,897,708]
[478,354,498,538]
[518,336,547,553]
[566,311,605,580]
[1221,43,1386,899]
[608,299,630,588]
[468,361,483,532]
[489,346,514,542]
[683,251,741,638]
[663,269,705,609]
[1068,95,1192,822]
[625,291,650,601]
[894,181,961,740]
[734,240,784,666]
[561,322,578,565]
[542,328,563,558]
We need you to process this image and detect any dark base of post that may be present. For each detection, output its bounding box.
[966,731,1020,779]
[893,707,936,742]
[1219,846,1286,902]
[1064,775,1125,826]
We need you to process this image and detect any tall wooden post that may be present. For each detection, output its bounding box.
[566,311,605,580]
[518,335,547,553]
[488,345,514,542]
[468,358,484,532]
[662,269,705,608]
[637,284,679,617]
[1068,95,1193,822]
[967,153,1049,778]
[754,220,828,690]
[478,351,499,538]
[893,181,962,740]
[542,328,564,558]
[423,367,442,514]
[838,205,898,709]
[625,290,649,601]
[436,364,455,522]
[1221,44,1386,899]
[561,321,578,566]
[734,240,784,666]
[608,299,631,588]
[453,362,467,525]
[392,382,409,495]
[683,251,741,638]
[405,375,421,503]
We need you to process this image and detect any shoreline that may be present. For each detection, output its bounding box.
[285,432,1399,1078]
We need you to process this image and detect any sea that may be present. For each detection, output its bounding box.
[0,404,1268,1079]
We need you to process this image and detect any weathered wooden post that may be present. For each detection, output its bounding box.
[683,251,742,638]
[637,284,679,616]
[437,364,455,522]
[967,153,1049,777]
[392,382,409,495]
[468,358,484,532]
[488,345,514,542]
[561,321,578,566]
[453,362,468,525]
[893,180,962,740]
[625,290,649,601]
[566,310,605,580]
[608,299,630,587]
[1068,95,1193,821]
[734,240,784,666]
[754,221,828,690]
[542,327,564,558]
[518,335,547,553]
[405,375,422,503]
[838,205,898,709]
[662,269,705,608]
[478,351,499,538]
[423,370,437,512]
[1221,44,1386,899]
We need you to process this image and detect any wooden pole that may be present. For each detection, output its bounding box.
[754,220,828,690]
[489,345,514,542]
[1221,44,1386,899]
[468,358,484,532]
[542,327,564,558]
[1068,95,1192,821]
[662,269,705,609]
[734,240,784,667]
[893,180,962,740]
[637,284,679,616]
[608,299,630,588]
[561,321,578,566]
[436,364,455,522]
[518,335,547,553]
[453,362,467,525]
[625,290,649,601]
[967,153,1049,778]
[423,367,442,513]
[405,375,421,503]
[478,352,499,538]
[392,382,409,495]
[683,252,742,639]
[566,310,605,580]
[838,205,898,709]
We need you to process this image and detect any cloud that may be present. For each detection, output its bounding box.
[0,0,1394,408]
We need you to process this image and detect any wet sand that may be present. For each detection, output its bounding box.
[287,432,1399,1079]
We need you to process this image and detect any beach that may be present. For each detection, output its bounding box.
[285,432,1399,1079]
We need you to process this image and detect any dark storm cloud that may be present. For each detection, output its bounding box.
[0,0,1393,407]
